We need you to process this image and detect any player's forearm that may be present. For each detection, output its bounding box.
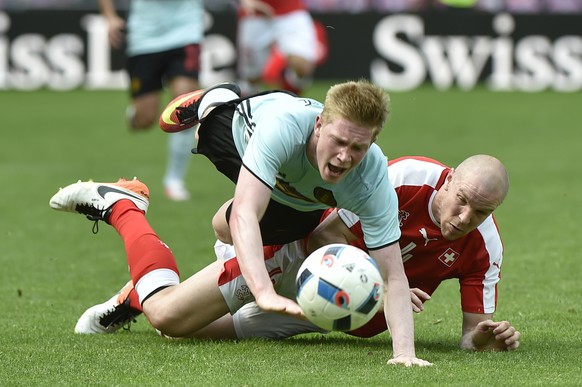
[384,276,417,358]
[230,212,275,297]
[370,246,418,358]
[98,0,118,19]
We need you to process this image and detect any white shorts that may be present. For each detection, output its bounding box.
[237,10,318,79]
[214,239,307,314]
[233,302,328,339]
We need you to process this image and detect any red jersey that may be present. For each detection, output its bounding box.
[239,0,306,16]
[339,156,504,337]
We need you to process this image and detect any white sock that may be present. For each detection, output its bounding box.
[163,127,194,186]
[197,88,240,119]
[135,269,180,305]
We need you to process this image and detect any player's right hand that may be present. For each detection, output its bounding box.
[106,16,126,49]
[387,356,433,367]
[255,292,304,317]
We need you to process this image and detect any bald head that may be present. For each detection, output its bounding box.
[454,154,509,207]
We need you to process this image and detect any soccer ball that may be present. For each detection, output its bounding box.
[295,243,384,331]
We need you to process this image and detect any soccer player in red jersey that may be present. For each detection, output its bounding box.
[303,155,519,351]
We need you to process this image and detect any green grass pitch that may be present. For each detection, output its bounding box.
[0,82,580,385]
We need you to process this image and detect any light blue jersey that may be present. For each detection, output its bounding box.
[126,0,204,56]
[232,92,400,249]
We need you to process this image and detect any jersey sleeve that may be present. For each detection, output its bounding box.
[338,209,363,236]
[351,151,401,249]
[459,218,504,314]
[337,151,400,249]
[360,181,401,249]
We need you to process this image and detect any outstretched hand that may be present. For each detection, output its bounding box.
[410,288,431,313]
[472,320,520,351]
[106,15,126,49]
[387,355,433,367]
[255,292,305,317]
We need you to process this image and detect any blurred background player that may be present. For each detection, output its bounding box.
[236,0,327,96]
[99,0,204,201]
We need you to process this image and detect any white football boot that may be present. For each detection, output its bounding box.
[49,178,149,223]
[75,281,142,334]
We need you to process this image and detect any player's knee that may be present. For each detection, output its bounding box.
[145,301,186,336]
[212,217,232,245]
[212,201,233,244]
[287,55,315,79]
[134,110,157,129]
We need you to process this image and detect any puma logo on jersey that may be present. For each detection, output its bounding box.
[419,228,438,246]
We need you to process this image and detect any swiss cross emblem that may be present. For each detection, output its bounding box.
[438,248,460,267]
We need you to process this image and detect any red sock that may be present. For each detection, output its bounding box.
[262,47,286,85]
[108,200,180,288]
[127,288,142,312]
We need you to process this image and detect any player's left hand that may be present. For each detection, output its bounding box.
[410,288,431,313]
[387,355,433,367]
[472,320,521,351]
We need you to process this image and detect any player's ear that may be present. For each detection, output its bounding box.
[314,115,323,135]
[444,168,455,190]
[371,127,379,143]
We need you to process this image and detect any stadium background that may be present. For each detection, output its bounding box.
[1,1,581,92]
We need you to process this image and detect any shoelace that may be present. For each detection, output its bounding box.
[74,204,112,234]
[99,304,138,331]
[175,106,198,125]
[90,219,100,234]
[102,313,137,332]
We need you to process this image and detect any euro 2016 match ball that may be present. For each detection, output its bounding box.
[295,244,384,331]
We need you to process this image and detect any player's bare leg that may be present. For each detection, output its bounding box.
[130,92,160,130]
[142,260,232,338]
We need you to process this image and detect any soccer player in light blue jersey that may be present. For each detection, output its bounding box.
[158,79,431,366]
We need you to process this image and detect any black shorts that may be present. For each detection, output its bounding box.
[194,103,324,245]
[127,44,201,97]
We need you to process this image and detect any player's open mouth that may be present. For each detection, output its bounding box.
[328,164,346,176]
